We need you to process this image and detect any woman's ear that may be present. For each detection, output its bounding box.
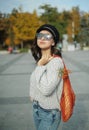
[52,43,55,46]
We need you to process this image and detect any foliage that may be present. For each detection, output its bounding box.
[39,4,68,38]
[39,5,81,42]
[20,48,29,52]
[0,13,9,46]
[66,7,81,42]
[78,13,89,47]
[9,10,42,46]
[0,4,89,49]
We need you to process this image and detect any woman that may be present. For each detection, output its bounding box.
[29,24,64,130]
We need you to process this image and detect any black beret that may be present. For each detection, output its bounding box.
[36,24,60,44]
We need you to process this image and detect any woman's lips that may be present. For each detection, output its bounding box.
[39,41,46,44]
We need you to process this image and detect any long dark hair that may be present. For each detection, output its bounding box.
[31,36,62,62]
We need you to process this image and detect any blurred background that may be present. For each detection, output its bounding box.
[0,1,89,130]
[0,0,89,54]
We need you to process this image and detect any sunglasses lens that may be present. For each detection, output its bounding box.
[37,33,43,39]
[37,33,52,40]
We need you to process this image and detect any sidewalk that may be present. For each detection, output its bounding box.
[0,53,36,130]
[62,50,89,130]
[0,51,89,130]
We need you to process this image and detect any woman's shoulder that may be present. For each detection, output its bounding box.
[48,55,63,68]
[52,55,63,63]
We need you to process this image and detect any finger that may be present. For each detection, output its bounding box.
[48,56,53,61]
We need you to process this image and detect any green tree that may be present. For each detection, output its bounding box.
[78,14,89,47]
[0,12,9,48]
[39,4,68,38]
[39,4,59,23]
[59,10,72,35]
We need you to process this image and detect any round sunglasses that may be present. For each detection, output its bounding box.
[36,33,53,41]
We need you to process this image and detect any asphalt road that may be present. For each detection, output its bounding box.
[0,50,89,130]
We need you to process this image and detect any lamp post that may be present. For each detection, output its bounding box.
[72,21,75,39]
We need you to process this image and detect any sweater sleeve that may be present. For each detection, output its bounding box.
[35,57,64,96]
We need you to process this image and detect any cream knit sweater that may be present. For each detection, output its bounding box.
[29,57,64,110]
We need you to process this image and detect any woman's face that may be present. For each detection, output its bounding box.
[37,30,55,50]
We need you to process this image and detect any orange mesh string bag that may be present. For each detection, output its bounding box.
[53,54,76,122]
[60,64,76,122]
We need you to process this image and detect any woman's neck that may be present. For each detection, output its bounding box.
[41,49,51,56]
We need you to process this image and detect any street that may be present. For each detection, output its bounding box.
[0,50,89,130]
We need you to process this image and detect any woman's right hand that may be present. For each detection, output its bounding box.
[37,55,53,66]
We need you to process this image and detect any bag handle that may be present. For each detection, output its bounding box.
[53,54,71,79]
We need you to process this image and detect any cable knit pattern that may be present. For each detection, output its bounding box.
[29,57,64,110]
